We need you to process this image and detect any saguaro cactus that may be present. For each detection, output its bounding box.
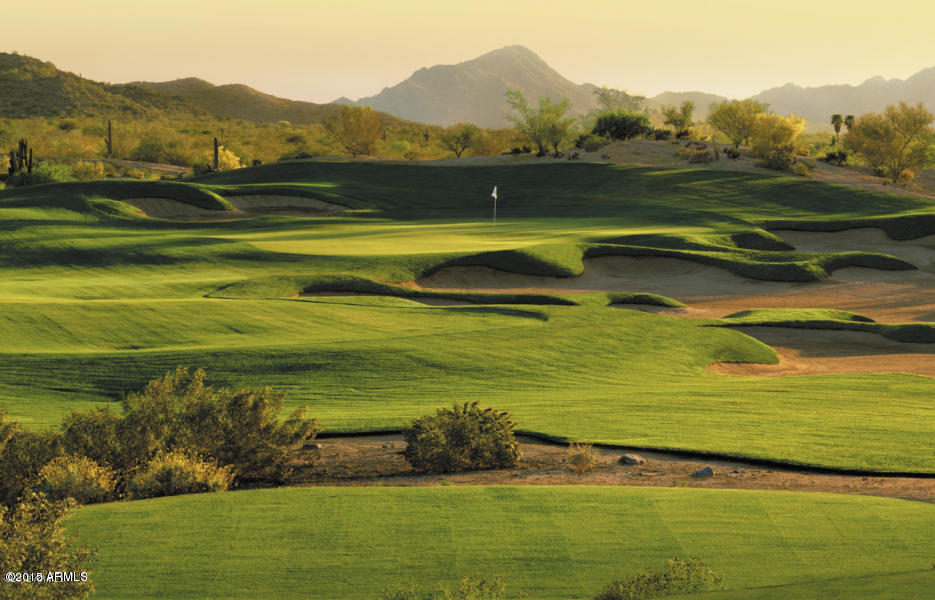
[8,139,33,175]
[213,137,219,172]
[105,120,113,157]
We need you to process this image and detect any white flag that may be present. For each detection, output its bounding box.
[491,186,497,200]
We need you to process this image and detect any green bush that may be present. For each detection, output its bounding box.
[595,557,723,600]
[0,428,64,506]
[128,449,233,499]
[592,110,651,141]
[5,161,73,186]
[35,455,116,504]
[120,367,320,484]
[403,402,521,473]
[0,493,95,600]
[575,133,609,152]
[62,406,124,469]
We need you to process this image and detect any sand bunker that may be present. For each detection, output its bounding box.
[773,228,935,269]
[223,195,346,214]
[419,256,784,297]
[709,327,935,378]
[121,197,233,220]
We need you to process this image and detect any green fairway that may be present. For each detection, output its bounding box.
[68,486,935,600]
[2,162,934,471]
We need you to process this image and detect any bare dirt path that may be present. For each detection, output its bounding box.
[292,435,935,504]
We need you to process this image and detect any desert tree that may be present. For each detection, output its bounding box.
[831,114,844,145]
[593,86,647,113]
[845,102,934,183]
[662,101,695,138]
[707,99,767,148]
[440,122,480,158]
[323,105,382,157]
[750,112,807,170]
[505,90,575,155]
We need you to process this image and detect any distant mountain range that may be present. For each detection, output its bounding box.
[3,48,935,132]
[750,69,935,128]
[131,78,339,124]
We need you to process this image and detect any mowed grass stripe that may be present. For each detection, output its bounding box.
[69,486,935,600]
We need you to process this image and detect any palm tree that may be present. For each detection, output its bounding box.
[831,114,843,146]
[844,115,856,132]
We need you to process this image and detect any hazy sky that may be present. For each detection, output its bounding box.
[7,0,935,103]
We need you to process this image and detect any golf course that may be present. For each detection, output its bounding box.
[2,156,934,598]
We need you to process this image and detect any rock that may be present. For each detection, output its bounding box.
[307,443,324,450]
[691,466,715,478]
[618,453,646,466]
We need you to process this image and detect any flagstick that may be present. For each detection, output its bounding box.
[493,195,496,229]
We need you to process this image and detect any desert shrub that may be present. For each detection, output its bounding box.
[5,161,72,186]
[58,119,78,131]
[653,129,672,141]
[70,160,105,181]
[389,140,412,154]
[575,133,609,152]
[403,402,521,473]
[35,455,116,504]
[120,367,319,484]
[121,166,150,179]
[592,110,651,141]
[898,168,915,184]
[128,449,233,499]
[676,147,713,164]
[130,136,169,163]
[61,407,124,470]
[567,443,598,474]
[789,162,810,176]
[0,429,64,506]
[595,557,723,600]
[751,113,806,171]
[0,493,95,600]
[822,150,847,166]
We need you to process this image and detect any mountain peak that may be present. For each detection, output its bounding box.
[354,45,593,127]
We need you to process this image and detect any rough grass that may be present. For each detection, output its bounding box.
[68,486,935,600]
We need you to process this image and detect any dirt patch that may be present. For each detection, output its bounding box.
[709,327,935,377]
[292,434,935,503]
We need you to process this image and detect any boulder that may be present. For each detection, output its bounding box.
[691,466,715,478]
[618,453,646,466]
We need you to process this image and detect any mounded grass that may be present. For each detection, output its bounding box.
[2,162,935,471]
[68,486,935,600]
[713,308,935,343]
[211,273,577,306]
